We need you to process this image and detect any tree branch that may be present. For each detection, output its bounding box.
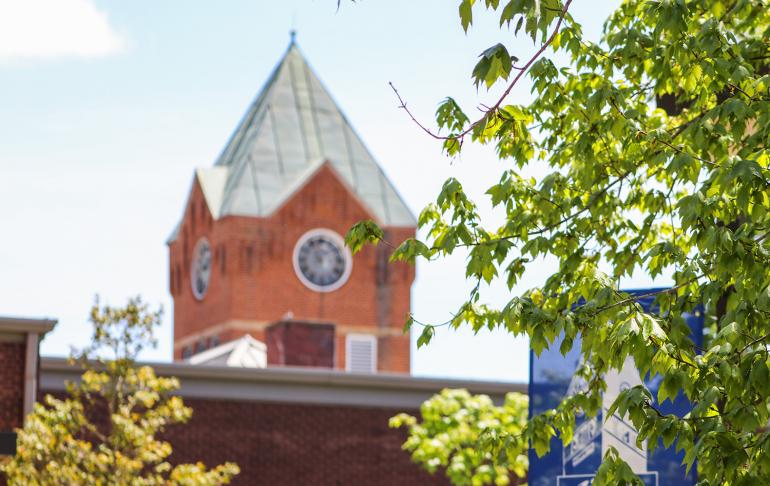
[390,0,574,143]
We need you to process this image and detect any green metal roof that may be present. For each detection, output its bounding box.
[170,41,415,243]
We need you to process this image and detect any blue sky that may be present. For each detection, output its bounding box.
[0,0,650,382]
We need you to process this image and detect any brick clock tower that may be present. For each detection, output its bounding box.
[167,40,415,373]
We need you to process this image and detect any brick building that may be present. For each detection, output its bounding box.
[0,39,527,485]
[0,317,56,460]
[167,38,415,373]
[0,322,523,484]
[39,357,523,485]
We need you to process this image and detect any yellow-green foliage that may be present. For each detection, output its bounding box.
[391,389,528,486]
[2,297,239,485]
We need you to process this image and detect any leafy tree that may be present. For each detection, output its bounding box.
[347,0,770,484]
[390,389,528,486]
[2,297,239,485]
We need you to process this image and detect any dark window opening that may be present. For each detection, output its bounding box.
[182,231,189,274]
[196,339,207,354]
[241,243,253,273]
[209,335,220,349]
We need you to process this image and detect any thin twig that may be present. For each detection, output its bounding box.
[389,0,574,143]
[593,277,703,315]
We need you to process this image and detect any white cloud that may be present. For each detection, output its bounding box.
[0,0,125,63]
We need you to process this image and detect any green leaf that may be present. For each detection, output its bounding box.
[417,325,435,348]
[459,0,474,32]
[402,315,414,334]
[657,370,683,405]
[344,220,384,254]
[472,43,513,89]
[436,97,470,133]
[514,16,524,35]
[390,238,432,263]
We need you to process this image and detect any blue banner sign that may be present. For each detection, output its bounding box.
[528,290,703,486]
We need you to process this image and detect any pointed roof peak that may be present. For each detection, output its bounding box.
[289,29,297,45]
[201,41,415,227]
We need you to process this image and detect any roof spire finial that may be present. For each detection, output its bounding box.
[289,29,297,45]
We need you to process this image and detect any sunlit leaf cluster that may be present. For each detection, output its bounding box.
[390,389,528,486]
[2,298,239,485]
[348,0,770,483]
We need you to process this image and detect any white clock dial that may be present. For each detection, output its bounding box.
[190,238,212,300]
[293,229,352,292]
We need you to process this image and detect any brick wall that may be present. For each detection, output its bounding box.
[0,341,25,431]
[36,360,524,485]
[169,163,416,372]
[162,398,447,486]
[33,390,449,485]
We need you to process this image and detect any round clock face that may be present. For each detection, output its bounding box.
[293,229,352,292]
[190,238,212,300]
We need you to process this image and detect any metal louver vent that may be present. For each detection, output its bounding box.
[346,334,377,373]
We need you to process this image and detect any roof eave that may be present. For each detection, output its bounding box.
[40,357,525,408]
[0,316,58,335]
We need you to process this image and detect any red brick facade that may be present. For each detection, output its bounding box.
[32,388,448,485]
[34,358,521,485]
[162,399,447,486]
[169,163,415,372]
[0,342,25,431]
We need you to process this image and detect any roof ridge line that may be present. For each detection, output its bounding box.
[213,43,296,167]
